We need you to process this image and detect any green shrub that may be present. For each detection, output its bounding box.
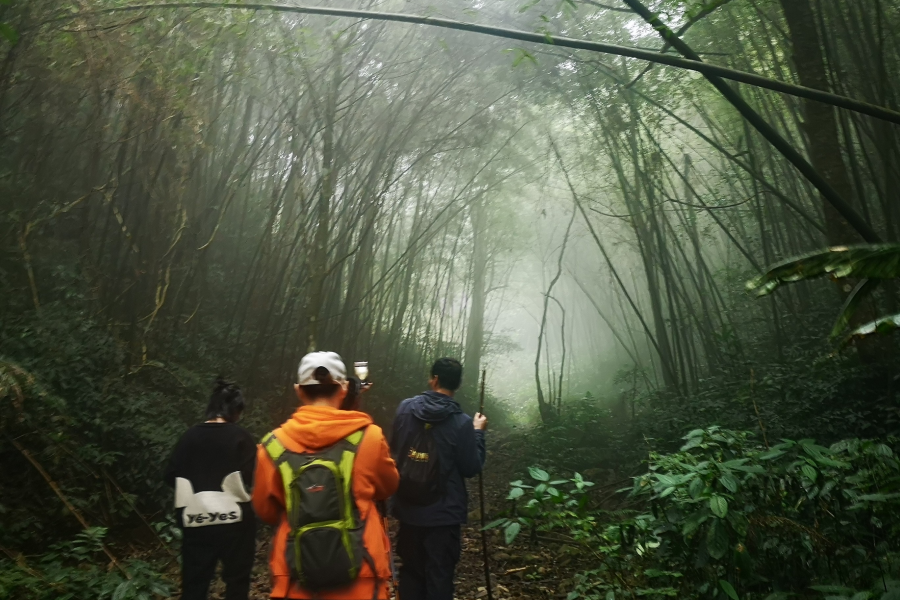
[496,427,900,599]
[0,527,171,600]
[631,427,900,597]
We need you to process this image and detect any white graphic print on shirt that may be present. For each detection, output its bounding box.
[175,471,251,528]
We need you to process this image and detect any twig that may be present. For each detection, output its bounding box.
[502,566,532,575]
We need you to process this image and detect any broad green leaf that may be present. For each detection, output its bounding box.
[654,474,680,487]
[483,518,507,530]
[855,493,900,502]
[688,476,704,499]
[843,313,900,346]
[710,495,728,518]
[528,467,549,482]
[801,464,817,482]
[719,579,739,600]
[719,473,739,493]
[726,510,749,537]
[680,437,703,451]
[507,487,524,500]
[682,510,708,537]
[747,244,900,297]
[504,521,521,545]
[830,278,879,337]
[113,582,131,600]
[706,519,729,560]
[758,449,785,461]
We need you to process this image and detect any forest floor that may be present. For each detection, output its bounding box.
[195,429,619,600]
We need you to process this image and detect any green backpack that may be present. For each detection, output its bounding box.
[261,428,374,590]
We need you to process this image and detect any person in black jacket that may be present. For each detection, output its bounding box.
[164,379,257,600]
[390,358,487,600]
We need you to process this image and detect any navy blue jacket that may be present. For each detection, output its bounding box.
[390,390,486,527]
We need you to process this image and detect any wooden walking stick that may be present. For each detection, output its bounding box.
[477,368,494,600]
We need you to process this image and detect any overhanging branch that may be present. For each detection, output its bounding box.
[51,2,900,126]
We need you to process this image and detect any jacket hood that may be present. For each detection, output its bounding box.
[277,405,373,450]
[410,390,462,422]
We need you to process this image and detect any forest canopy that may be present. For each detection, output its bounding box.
[1,0,899,599]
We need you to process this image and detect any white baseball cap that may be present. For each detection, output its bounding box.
[297,351,347,386]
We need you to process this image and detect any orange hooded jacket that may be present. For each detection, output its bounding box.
[252,405,399,599]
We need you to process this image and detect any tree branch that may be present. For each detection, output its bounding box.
[49,2,900,126]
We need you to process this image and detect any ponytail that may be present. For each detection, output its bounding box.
[205,377,245,422]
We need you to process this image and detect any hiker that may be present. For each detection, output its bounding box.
[252,351,399,599]
[164,378,257,600]
[390,357,488,600]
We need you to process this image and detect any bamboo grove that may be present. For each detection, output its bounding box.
[1,0,900,581]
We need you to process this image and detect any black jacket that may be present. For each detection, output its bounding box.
[390,391,485,527]
[164,423,256,530]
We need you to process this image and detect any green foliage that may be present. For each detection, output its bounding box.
[746,244,900,340]
[845,313,900,346]
[747,246,900,296]
[495,426,900,599]
[0,528,171,600]
[0,306,198,554]
[631,427,900,598]
[485,466,595,544]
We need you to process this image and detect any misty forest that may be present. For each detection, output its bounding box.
[3,0,900,599]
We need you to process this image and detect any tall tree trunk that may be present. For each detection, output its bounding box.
[461,197,488,411]
[307,45,343,352]
[779,0,860,245]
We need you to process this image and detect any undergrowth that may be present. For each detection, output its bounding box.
[494,427,900,599]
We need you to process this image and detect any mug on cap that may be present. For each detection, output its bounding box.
[298,351,348,386]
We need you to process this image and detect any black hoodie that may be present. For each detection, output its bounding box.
[390,390,486,526]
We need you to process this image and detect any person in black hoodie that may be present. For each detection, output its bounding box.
[390,358,487,600]
[164,379,257,600]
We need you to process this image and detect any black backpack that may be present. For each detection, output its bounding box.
[396,418,443,506]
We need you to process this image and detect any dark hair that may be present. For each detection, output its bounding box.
[340,376,361,411]
[205,378,245,422]
[431,358,463,391]
[300,366,340,400]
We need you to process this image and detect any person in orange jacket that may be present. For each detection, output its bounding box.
[252,351,399,600]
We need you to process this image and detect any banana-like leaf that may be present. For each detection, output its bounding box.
[746,244,900,297]
[841,313,900,347]
[829,278,880,338]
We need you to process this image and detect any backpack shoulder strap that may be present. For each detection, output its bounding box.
[345,426,366,447]
[261,431,288,463]
[337,426,368,498]
[261,431,300,514]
